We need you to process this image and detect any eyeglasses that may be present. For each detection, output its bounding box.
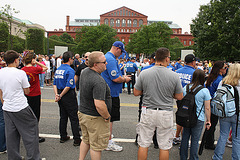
[222,67,227,69]
[96,61,107,64]
[84,56,88,58]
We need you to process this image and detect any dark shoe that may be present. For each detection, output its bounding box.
[60,136,70,143]
[205,145,216,150]
[73,139,81,146]
[39,137,45,143]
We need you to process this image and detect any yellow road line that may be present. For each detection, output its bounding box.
[41,99,177,108]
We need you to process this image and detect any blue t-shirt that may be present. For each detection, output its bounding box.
[53,64,76,89]
[101,52,122,97]
[126,61,138,73]
[183,85,211,122]
[167,65,175,71]
[207,74,223,98]
[141,63,155,71]
[176,65,196,87]
[175,62,183,70]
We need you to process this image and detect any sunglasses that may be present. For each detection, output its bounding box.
[96,61,107,64]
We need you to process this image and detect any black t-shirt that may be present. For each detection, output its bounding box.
[75,63,88,90]
[79,68,111,116]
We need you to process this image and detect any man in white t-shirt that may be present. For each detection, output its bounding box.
[0,50,40,160]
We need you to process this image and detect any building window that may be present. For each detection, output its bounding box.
[121,29,123,32]
[139,19,143,27]
[127,29,129,32]
[123,9,125,16]
[189,41,192,45]
[136,29,137,32]
[117,11,119,16]
[132,29,135,32]
[129,11,131,16]
[111,13,113,16]
[90,20,93,22]
[110,19,114,27]
[184,41,186,45]
[120,10,122,16]
[104,19,108,25]
[124,29,126,32]
[132,12,134,16]
[135,13,136,16]
[133,19,137,27]
[122,38,125,42]
[116,19,120,27]
[114,12,116,16]
[122,19,126,27]
[129,29,131,32]
[126,10,128,16]
[118,29,120,32]
[127,19,132,27]
[129,39,131,42]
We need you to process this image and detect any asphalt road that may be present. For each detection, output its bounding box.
[0,86,232,160]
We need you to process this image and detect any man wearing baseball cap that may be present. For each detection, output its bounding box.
[101,41,131,152]
[173,54,196,145]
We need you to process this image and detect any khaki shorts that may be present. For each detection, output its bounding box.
[78,112,110,151]
[136,109,174,150]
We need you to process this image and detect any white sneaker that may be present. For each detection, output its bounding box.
[105,141,123,152]
[0,150,7,154]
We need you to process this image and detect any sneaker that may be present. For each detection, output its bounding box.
[226,139,232,148]
[73,139,81,146]
[173,137,181,145]
[60,136,70,143]
[39,137,45,143]
[0,150,7,154]
[105,141,123,152]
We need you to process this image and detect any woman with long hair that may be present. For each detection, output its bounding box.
[180,69,211,160]
[212,63,240,160]
[21,52,48,143]
[205,61,227,149]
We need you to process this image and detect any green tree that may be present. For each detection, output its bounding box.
[191,0,240,60]
[49,35,61,41]
[126,22,183,57]
[0,22,9,51]
[0,4,20,49]
[26,28,45,54]
[76,24,117,54]
[59,32,74,44]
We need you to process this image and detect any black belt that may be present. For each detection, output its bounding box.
[147,108,163,110]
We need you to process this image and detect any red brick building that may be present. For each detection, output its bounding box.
[47,6,194,46]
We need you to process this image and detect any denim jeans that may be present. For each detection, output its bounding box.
[180,120,204,160]
[0,100,6,152]
[39,73,45,87]
[213,114,240,160]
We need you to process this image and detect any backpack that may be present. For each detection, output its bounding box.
[176,84,204,128]
[211,84,239,136]
[211,84,237,117]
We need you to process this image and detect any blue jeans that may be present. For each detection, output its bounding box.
[0,100,6,152]
[180,120,204,160]
[213,114,240,160]
[39,73,45,87]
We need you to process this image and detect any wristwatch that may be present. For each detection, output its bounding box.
[105,116,111,121]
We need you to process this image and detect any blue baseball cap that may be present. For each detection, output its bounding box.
[112,41,126,53]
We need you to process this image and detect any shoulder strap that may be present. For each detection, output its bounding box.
[186,84,190,94]
[193,85,204,95]
[233,86,239,137]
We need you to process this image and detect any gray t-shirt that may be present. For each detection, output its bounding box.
[79,67,111,116]
[134,66,183,111]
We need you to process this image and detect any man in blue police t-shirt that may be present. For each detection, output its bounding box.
[174,54,196,145]
[175,57,183,71]
[126,57,138,94]
[53,51,81,146]
[101,41,131,152]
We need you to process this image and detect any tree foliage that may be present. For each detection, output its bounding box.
[76,24,117,54]
[26,28,45,54]
[191,0,240,61]
[0,4,20,49]
[0,22,9,51]
[126,22,183,59]
[59,32,74,44]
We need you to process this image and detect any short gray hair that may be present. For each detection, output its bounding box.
[88,51,104,67]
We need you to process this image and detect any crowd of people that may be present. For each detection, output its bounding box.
[0,41,240,160]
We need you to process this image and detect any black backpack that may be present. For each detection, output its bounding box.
[176,84,204,128]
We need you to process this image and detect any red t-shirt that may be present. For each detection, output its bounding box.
[22,66,43,96]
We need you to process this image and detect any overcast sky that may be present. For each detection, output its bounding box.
[1,0,210,33]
